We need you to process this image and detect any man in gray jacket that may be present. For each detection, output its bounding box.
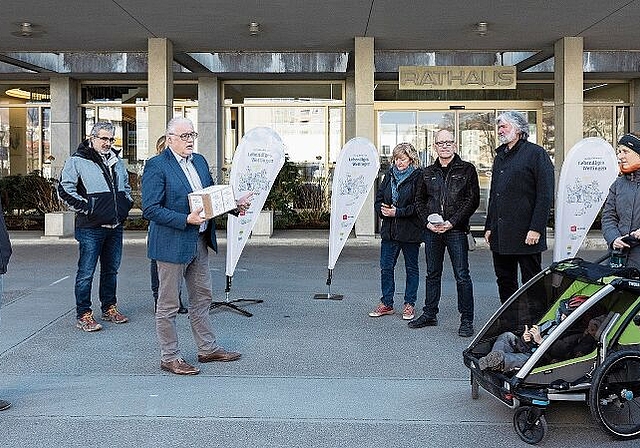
[58,122,133,332]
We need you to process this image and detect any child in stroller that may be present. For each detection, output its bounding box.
[478,294,606,372]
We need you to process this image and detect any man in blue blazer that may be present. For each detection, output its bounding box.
[142,117,248,375]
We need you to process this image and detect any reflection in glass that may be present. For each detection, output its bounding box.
[583,106,613,143]
[418,111,455,166]
[377,111,417,167]
[459,111,496,219]
[243,105,339,180]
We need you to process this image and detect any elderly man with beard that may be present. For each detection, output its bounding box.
[484,111,554,304]
[59,122,133,332]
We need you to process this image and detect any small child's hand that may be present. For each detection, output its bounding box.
[522,325,532,342]
[529,325,543,344]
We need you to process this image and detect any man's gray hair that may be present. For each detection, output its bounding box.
[496,111,529,140]
[89,121,115,137]
[166,117,193,136]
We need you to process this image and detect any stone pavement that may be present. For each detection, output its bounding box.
[0,230,629,448]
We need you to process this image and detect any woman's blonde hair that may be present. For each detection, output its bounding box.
[392,142,420,166]
[155,135,166,154]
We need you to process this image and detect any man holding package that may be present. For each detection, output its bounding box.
[142,117,251,375]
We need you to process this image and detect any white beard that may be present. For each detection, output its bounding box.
[498,128,518,145]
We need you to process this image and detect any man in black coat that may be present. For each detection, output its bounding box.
[410,129,480,337]
[484,111,554,304]
[0,200,12,411]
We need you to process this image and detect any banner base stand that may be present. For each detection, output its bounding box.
[210,298,263,317]
[313,293,344,300]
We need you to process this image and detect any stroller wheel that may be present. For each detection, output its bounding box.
[513,406,547,445]
[590,350,640,439]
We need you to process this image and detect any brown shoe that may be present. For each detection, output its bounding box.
[160,358,200,375]
[101,305,129,324]
[198,348,242,363]
[76,312,103,332]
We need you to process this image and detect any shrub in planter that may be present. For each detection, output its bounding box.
[0,172,64,230]
[264,156,301,229]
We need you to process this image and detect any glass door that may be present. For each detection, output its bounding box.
[458,111,496,219]
[376,104,541,226]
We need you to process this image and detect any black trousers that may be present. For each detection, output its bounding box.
[491,252,542,303]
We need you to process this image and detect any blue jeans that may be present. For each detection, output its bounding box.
[74,226,123,318]
[492,331,532,372]
[380,239,420,307]
[423,229,474,322]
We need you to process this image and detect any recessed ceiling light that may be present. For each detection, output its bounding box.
[11,21,45,38]
[248,21,260,36]
[474,22,488,37]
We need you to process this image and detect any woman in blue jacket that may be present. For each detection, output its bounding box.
[369,143,423,320]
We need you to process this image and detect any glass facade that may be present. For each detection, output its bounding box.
[223,82,345,181]
[0,78,632,231]
[80,83,199,166]
[0,84,51,177]
[376,106,540,222]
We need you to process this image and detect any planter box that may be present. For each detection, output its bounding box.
[252,209,274,238]
[44,211,75,238]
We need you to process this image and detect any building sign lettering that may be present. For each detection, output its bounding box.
[399,66,517,90]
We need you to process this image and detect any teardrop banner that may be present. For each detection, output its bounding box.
[314,137,380,300]
[211,127,285,316]
[553,137,618,262]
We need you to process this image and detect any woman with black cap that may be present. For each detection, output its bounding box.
[602,132,640,268]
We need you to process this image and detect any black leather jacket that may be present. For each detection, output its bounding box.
[415,154,480,232]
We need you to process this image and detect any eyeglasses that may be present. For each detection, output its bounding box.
[435,141,455,147]
[170,132,198,141]
[94,136,116,143]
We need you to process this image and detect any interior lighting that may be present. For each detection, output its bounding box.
[248,21,260,36]
[474,22,488,37]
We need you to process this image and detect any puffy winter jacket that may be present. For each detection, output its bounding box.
[58,141,132,228]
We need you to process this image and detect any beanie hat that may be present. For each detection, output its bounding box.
[618,134,640,154]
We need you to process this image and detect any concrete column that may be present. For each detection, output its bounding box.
[354,36,376,237]
[50,76,78,179]
[632,80,640,132]
[148,38,173,160]
[8,108,26,175]
[554,37,583,178]
[345,74,356,142]
[197,76,221,180]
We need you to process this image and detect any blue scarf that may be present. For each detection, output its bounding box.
[391,165,415,204]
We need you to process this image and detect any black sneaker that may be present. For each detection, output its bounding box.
[0,399,11,411]
[458,320,474,337]
[408,314,438,328]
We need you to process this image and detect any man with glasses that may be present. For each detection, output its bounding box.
[484,111,554,304]
[142,117,250,375]
[59,122,133,332]
[410,129,479,337]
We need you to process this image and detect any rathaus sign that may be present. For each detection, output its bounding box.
[399,66,517,90]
